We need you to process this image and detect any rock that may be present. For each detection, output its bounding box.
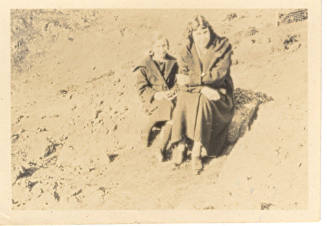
[37,127,47,132]
[59,89,68,96]
[247,27,258,36]
[261,202,273,210]
[283,34,299,50]
[227,100,259,144]
[227,88,273,144]
[107,154,118,162]
[12,134,20,143]
[277,9,308,26]
[113,124,118,131]
[27,181,38,191]
[224,13,237,21]
[72,189,82,196]
[16,115,24,124]
[15,166,39,183]
[95,110,102,119]
[54,191,60,201]
[44,141,62,158]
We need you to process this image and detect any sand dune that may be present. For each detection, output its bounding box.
[11,9,307,210]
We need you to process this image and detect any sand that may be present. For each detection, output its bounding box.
[11,9,308,210]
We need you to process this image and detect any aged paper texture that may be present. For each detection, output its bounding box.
[0,0,321,224]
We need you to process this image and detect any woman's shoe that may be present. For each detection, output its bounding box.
[192,156,203,175]
[192,142,203,175]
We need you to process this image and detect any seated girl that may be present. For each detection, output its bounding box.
[133,34,178,161]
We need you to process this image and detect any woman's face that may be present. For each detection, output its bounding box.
[152,39,168,60]
[192,26,210,48]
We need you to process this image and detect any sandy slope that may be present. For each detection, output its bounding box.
[11,9,307,210]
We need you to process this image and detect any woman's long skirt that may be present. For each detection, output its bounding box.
[170,91,234,156]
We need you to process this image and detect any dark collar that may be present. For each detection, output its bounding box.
[146,55,176,81]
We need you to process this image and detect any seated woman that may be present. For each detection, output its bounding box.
[133,34,178,161]
[170,15,234,174]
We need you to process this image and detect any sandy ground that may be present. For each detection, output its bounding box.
[11,9,307,210]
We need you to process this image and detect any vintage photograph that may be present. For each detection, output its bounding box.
[10,8,309,211]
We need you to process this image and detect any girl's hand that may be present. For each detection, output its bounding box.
[201,86,220,101]
[176,74,190,86]
[165,90,177,100]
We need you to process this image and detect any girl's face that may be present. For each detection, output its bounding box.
[152,39,168,60]
[192,26,210,48]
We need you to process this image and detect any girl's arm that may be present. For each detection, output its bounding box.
[135,67,156,104]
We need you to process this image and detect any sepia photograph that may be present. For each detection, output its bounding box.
[0,0,322,224]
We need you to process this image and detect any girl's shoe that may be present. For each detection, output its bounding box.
[172,143,185,165]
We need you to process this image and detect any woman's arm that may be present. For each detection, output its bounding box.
[178,40,232,87]
[177,48,203,87]
[201,44,232,86]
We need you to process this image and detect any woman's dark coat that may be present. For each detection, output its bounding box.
[170,35,234,156]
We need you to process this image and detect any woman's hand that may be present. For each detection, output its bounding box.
[200,86,220,101]
[154,90,176,101]
[154,91,166,101]
[176,74,190,86]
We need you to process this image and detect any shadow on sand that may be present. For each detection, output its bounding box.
[202,88,273,167]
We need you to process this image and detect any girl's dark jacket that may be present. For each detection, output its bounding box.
[133,54,178,143]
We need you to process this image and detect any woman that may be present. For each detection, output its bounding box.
[133,34,178,161]
[171,15,234,174]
